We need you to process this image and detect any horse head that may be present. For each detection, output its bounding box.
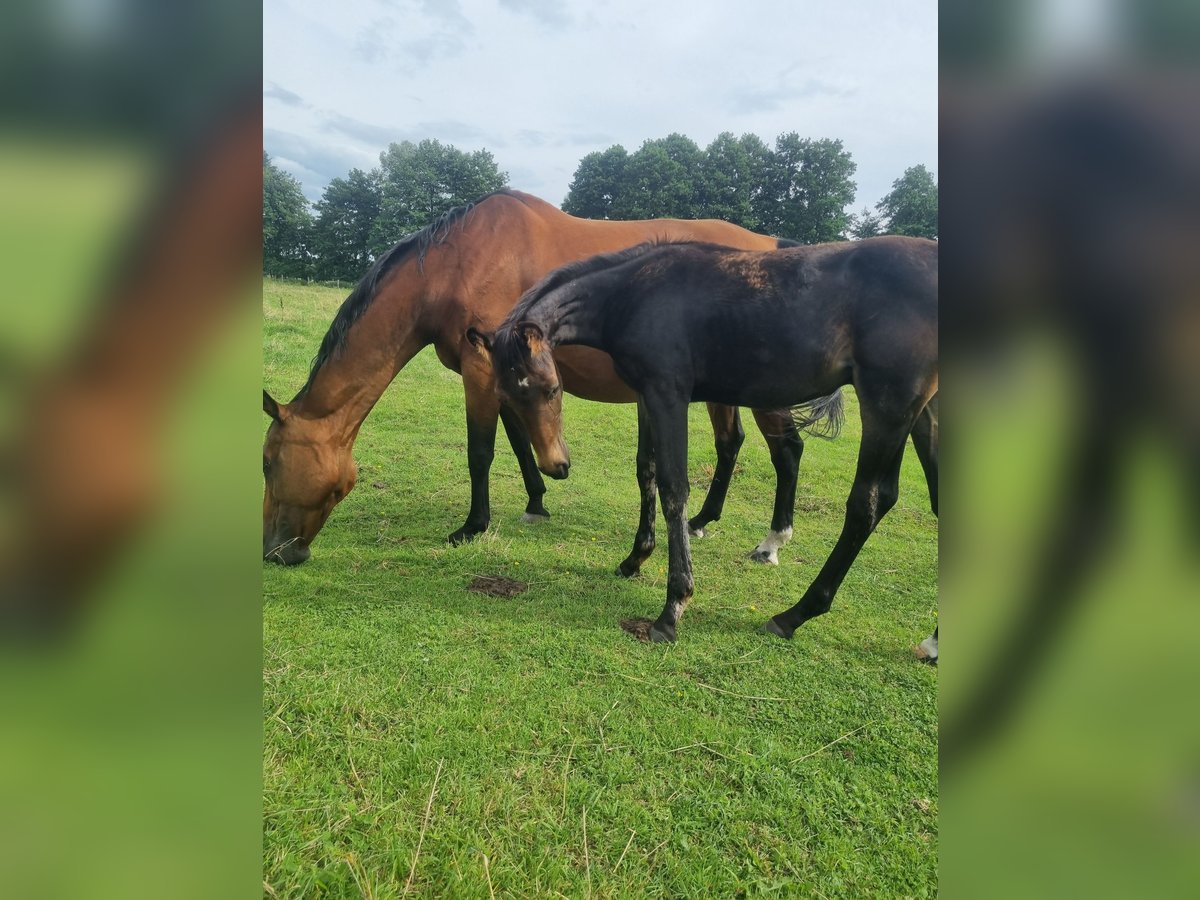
[262,390,358,564]
[467,324,571,480]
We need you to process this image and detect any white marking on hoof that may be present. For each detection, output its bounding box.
[914,633,938,662]
[689,525,706,538]
[749,528,791,565]
[520,512,550,524]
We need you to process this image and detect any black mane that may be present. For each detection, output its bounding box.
[294,189,518,400]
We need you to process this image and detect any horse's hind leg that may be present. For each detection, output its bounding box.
[617,401,657,578]
[910,394,938,516]
[499,404,550,522]
[909,394,938,661]
[687,404,744,537]
[748,408,803,565]
[762,389,922,638]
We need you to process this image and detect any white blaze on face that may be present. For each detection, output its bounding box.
[517,377,530,388]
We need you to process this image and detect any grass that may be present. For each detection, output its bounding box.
[263,279,938,897]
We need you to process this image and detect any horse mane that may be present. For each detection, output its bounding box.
[503,238,727,330]
[294,189,521,400]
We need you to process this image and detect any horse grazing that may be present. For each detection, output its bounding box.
[470,237,938,643]
[263,190,826,566]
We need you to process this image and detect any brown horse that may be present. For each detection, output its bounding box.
[262,190,828,565]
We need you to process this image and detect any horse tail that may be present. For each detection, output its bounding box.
[790,390,845,439]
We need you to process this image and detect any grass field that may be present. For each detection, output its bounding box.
[263,279,938,897]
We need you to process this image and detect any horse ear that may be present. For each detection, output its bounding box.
[518,322,546,354]
[465,327,493,360]
[264,390,283,423]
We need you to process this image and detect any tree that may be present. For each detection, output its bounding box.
[755,134,857,243]
[370,139,508,255]
[263,152,314,278]
[311,167,382,281]
[877,164,938,239]
[610,134,704,220]
[695,132,772,230]
[562,145,629,219]
[850,206,885,239]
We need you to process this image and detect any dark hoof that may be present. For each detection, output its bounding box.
[448,525,485,546]
[620,617,675,643]
[616,559,642,578]
[758,617,794,640]
[748,548,778,565]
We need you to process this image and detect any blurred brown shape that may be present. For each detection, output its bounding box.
[1,99,262,634]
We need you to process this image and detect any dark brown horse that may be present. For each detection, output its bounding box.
[470,237,937,643]
[263,190,832,565]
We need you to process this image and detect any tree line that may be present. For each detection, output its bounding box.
[264,136,936,282]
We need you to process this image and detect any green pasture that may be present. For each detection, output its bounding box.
[263,279,938,897]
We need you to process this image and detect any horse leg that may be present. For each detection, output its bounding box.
[687,403,744,537]
[498,404,550,523]
[942,408,1119,769]
[909,395,939,661]
[621,396,692,643]
[617,401,657,578]
[762,392,920,638]
[448,378,498,545]
[747,408,804,565]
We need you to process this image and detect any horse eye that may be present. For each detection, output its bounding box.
[263,458,271,475]
[547,384,561,400]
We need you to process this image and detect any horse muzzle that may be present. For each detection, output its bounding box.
[263,533,311,566]
[540,460,570,480]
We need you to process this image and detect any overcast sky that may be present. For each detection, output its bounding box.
[264,0,936,216]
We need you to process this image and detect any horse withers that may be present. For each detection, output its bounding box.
[469,236,938,644]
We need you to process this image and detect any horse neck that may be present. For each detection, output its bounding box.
[533,282,611,350]
[293,273,429,440]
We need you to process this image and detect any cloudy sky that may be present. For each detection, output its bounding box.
[264,0,936,215]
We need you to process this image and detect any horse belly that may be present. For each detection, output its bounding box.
[554,346,638,403]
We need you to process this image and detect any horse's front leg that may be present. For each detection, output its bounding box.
[621,397,691,642]
[448,372,499,545]
[498,404,550,523]
[617,401,656,577]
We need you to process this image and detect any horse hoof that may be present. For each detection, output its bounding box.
[688,525,706,538]
[758,618,793,640]
[620,617,673,642]
[748,548,779,565]
[520,512,550,524]
[913,635,938,665]
[447,527,483,546]
[614,561,643,580]
[649,625,675,643]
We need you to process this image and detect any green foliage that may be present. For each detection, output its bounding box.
[263,152,314,278]
[756,135,857,244]
[610,133,704,220]
[850,206,885,240]
[370,139,509,256]
[696,132,772,230]
[563,132,857,241]
[263,281,938,898]
[311,167,382,282]
[562,145,629,218]
[877,164,938,239]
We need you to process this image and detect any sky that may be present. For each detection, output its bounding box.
[264,0,937,215]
